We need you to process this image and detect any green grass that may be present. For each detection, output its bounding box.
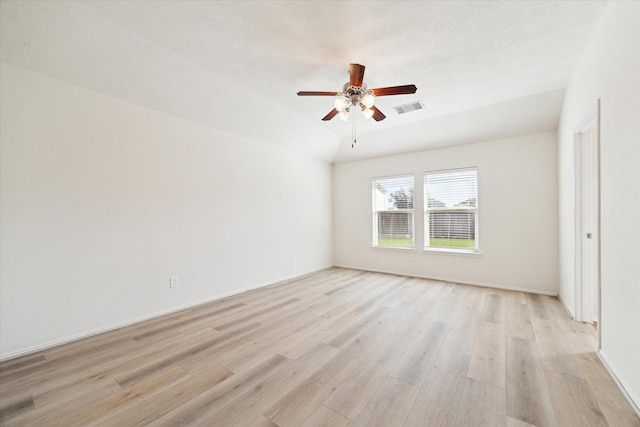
[377,237,476,250]
[377,237,415,247]
[428,238,476,250]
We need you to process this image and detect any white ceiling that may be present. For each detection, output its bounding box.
[0,0,607,164]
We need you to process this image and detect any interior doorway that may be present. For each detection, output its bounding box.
[573,100,600,344]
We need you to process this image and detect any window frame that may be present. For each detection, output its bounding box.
[423,167,479,254]
[371,174,415,250]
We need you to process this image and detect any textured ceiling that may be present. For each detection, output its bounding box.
[0,1,608,163]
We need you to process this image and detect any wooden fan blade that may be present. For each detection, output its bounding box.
[371,106,386,121]
[322,108,339,121]
[297,91,339,96]
[349,64,365,88]
[371,84,417,96]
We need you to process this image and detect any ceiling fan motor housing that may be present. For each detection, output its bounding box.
[342,83,372,107]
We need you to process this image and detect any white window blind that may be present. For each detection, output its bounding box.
[372,174,414,248]
[424,168,478,252]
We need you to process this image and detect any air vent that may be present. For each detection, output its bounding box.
[393,101,424,115]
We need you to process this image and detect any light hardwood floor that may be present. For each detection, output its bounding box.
[1,268,638,426]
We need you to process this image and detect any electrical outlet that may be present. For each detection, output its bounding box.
[409,254,415,263]
[169,276,179,288]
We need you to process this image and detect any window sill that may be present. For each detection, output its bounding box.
[371,245,417,252]
[422,248,482,257]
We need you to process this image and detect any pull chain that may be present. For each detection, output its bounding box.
[351,107,357,148]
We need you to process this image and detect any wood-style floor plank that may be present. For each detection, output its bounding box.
[544,369,608,426]
[600,402,640,427]
[506,301,536,340]
[0,268,637,427]
[390,320,450,386]
[443,308,479,355]
[251,415,280,427]
[264,379,336,427]
[467,320,506,388]
[96,363,232,426]
[147,354,290,426]
[403,349,471,426]
[352,376,418,427]
[55,365,191,426]
[323,332,414,420]
[506,336,557,427]
[455,377,506,427]
[577,352,637,413]
[506,415,538,427]
[481,293,505,325]
[532,317,584,378]
[300,405,352,427]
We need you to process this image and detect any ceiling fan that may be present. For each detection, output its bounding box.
[297,63,417,122]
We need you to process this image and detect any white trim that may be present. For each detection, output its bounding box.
[573,103,599,134]
[422,248,482,257]
[371,245,417,252]
[595,99,602,350]
[598,350,640,417]
[0,266,332,362]
[334,264,558,296]
[574,130,584,321]
[572,99,601,347]
[558,293,575,319]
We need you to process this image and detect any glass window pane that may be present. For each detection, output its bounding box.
[424,168,478,252]
[372,174,414,248]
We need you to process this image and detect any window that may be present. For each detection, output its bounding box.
[424,168,478,252]
[372,174,414,248]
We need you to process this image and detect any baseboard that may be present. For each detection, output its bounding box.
[558,293,575,319]
[0,266,332,362]
[333,264,558,296]
[597,350,640,417]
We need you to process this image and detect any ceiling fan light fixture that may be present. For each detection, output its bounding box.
[362,107,374,119]
[338,108,351,122]
[334,95,349,112]
[362,92,375,108]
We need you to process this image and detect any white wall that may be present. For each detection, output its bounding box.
[558,1,640,409]
[0,63,333,359]
[333,132,558,294]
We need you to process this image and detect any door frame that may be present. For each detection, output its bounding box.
[573,99,601,348]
